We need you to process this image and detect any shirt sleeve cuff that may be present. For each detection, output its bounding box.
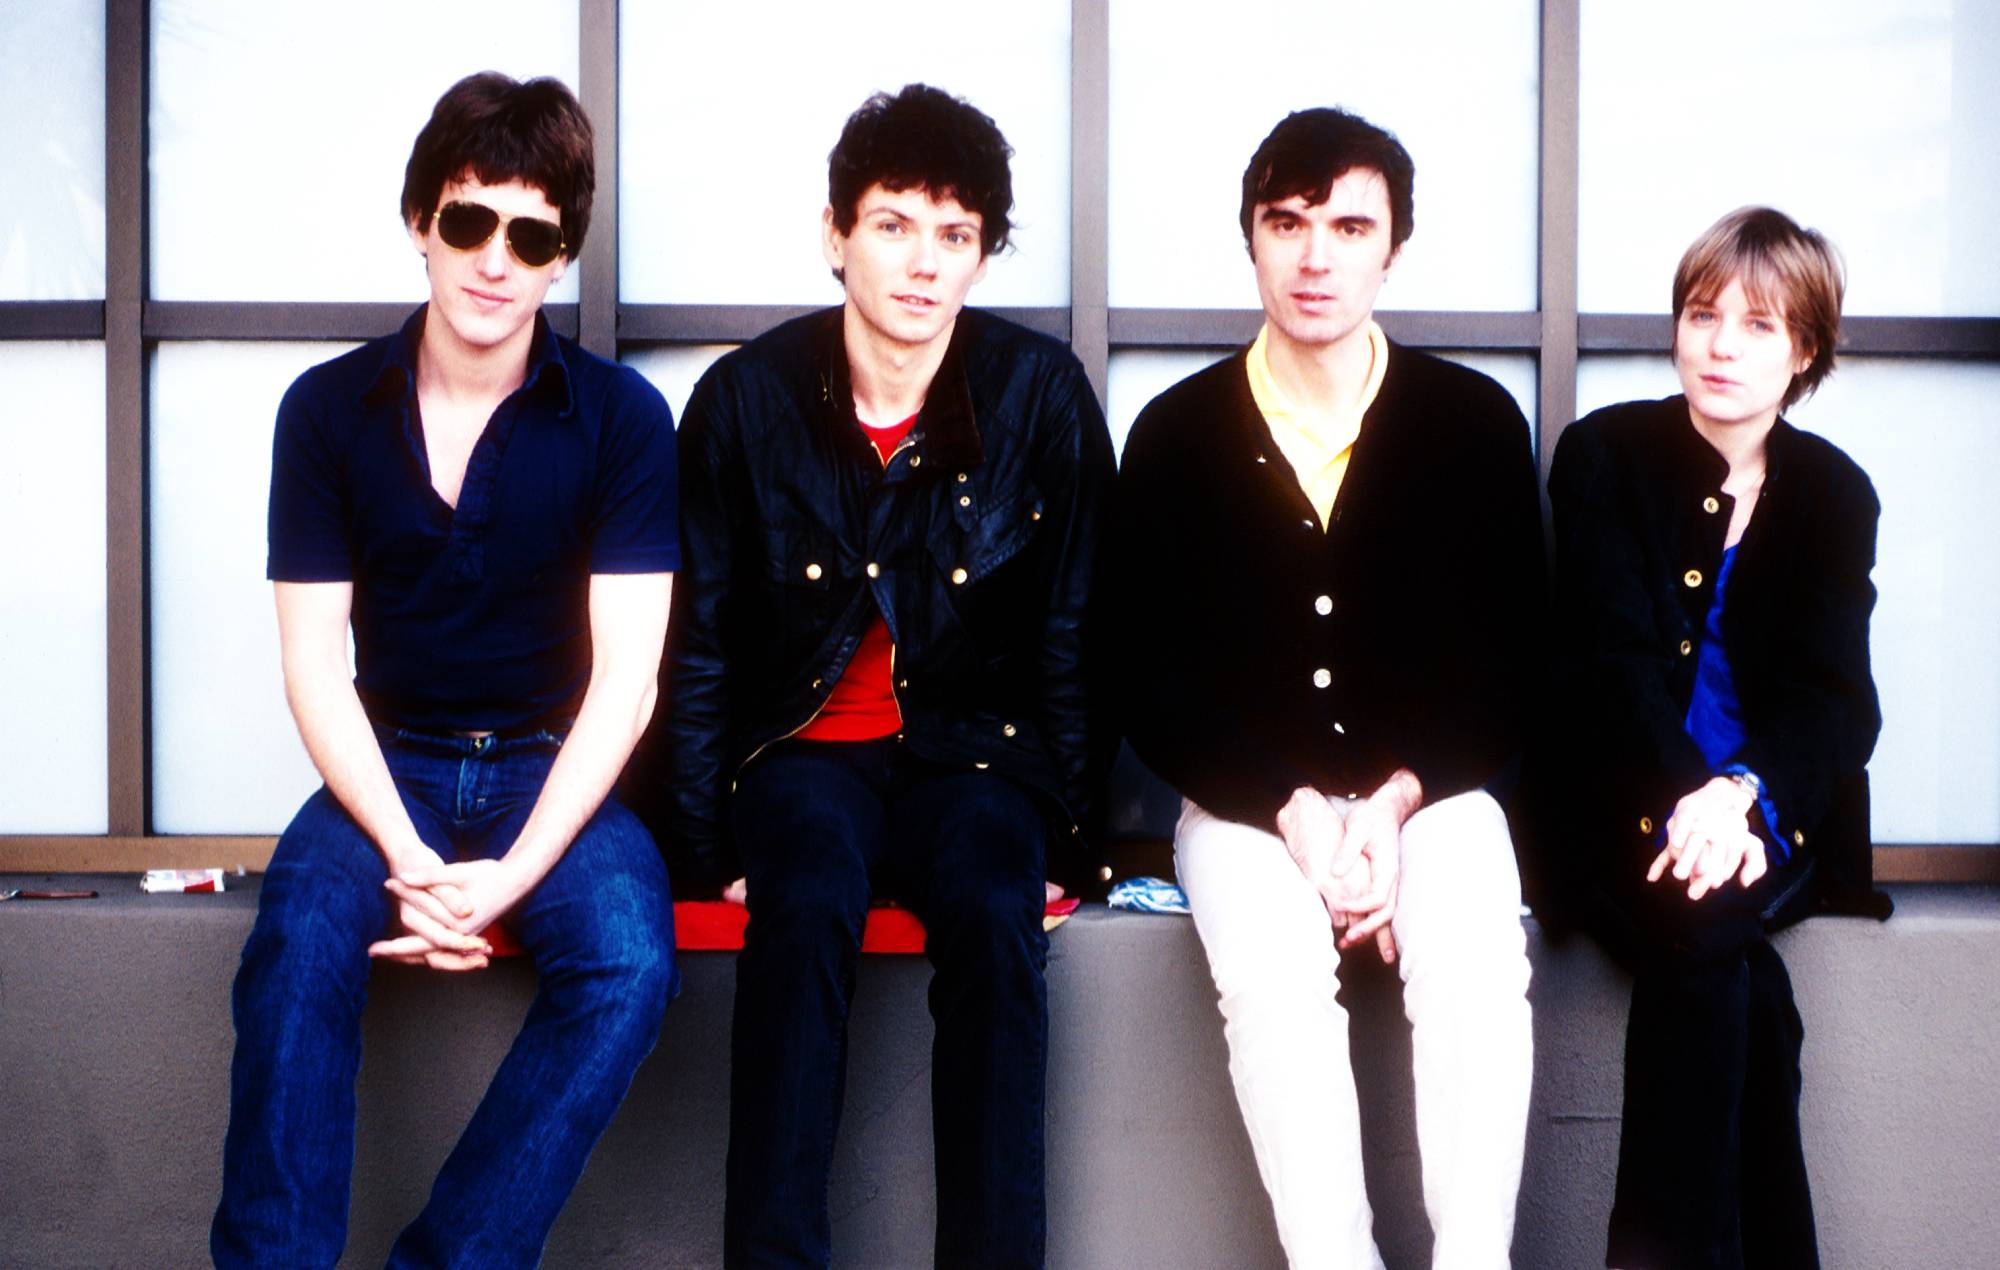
[266,554,352,583]
[588,545,682,574]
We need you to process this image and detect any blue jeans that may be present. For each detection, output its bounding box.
[723,738,1051,1269]
[212,729,678,1270]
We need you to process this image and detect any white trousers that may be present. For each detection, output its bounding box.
[1175,791,1533,1270]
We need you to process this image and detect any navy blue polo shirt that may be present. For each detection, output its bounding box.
[267,306,679,734]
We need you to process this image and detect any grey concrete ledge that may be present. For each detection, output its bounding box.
[2,878,1995,1268]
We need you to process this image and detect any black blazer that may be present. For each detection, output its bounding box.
[1543,396,1887,917]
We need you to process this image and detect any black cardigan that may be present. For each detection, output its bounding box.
[1110,343,1546,828]
[1543,396,1887,916]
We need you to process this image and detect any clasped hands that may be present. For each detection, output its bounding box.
[370,844,536,971]
[1647,775,1769,901]
[1276,784,1401,964]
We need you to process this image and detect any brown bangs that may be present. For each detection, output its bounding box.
[1671,207,1846,410]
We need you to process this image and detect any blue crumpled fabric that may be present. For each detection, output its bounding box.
[1106,876,1190,915]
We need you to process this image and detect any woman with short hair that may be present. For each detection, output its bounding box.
[1544,206,1889,1269]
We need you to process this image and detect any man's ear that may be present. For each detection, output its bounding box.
[408,212,430,257]
[821,205,845,273]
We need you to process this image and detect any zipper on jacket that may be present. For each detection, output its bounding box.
[879,431,910,735]
[735,421,908,787]
[732,684,833,791]
[888,641,906,737]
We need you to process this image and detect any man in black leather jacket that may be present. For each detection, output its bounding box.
[647,84,1113,1269]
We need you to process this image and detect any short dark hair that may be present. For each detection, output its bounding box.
[401,71,596,261]
[1673,206,1845,410]
[827,84,1014,257]
[1239,108,1415,255]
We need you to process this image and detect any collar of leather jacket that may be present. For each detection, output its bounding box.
[810,308,987,472]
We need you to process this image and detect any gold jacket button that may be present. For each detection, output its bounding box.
[1794,829,1806,847]
[908,454,922,468]
[974,761,990,770]
[866,562,880,579]
[1098,864,1114,881]
[804,562,823,581]
[959,495,971,508]
[1312,668,1332,689]
[1680,639,1693,656]
[1002,723,1017,737]
[1030,509,1042,521]
[1639,816,1654,834]
[1315,594,1333,616]
[1684,569,1703,588]
[1703,496,1721,514]
[951,566,968,585]
[956,471,968,483]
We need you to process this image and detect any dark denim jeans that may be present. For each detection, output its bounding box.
[212,728,678,1270]
[724,738,1050,1269]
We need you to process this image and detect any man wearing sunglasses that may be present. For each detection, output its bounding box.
[214,72,680,1268]
[639,84,1114,1267]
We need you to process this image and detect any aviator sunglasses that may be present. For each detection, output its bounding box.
[433,200,566,268]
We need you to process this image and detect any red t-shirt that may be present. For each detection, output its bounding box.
[798,412,915,742]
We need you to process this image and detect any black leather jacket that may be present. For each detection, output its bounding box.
[646,308,1115,886]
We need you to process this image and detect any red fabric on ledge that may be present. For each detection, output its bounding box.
[669,898,1080,954]
[486,899,1077,958]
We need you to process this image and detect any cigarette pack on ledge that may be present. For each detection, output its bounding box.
[141,868,227,894]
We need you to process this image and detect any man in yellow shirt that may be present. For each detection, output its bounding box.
[1113,107,1545,1267]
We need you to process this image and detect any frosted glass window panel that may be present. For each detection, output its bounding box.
[1576,355,2000,845]
[1109,348,1536,464]
[622,346,737,424]
[0,343,107,832]
[151,0,580,304]
[620,2,1071,306]
[150,343,352,834]
[1573,353,1679,419]
[1448,353,1538,444]
[1107,349,1229,463]
[1579,0,2000,316]
[1107,0,1540,312]
[0,1,106,299]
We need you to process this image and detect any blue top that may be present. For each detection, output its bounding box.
[267,306,680,734]
[1683,545,1788,862]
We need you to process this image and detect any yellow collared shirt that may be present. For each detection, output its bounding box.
[1246,320,1389,529]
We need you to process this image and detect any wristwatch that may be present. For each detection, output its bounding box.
[1726,768,1765,801]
